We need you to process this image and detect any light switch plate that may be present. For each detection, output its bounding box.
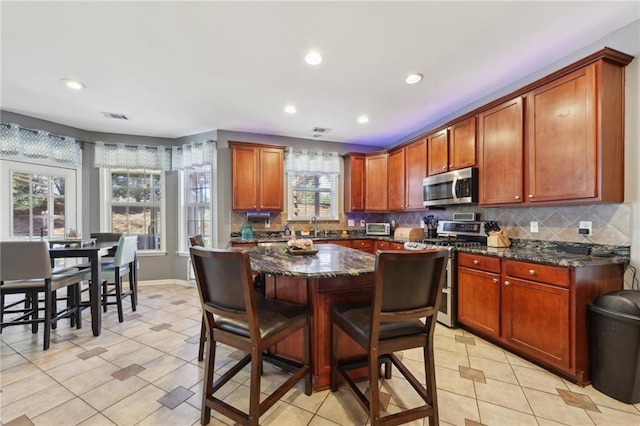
[348,219,354,227]
[530,221,539,233]
[360,220,365,227]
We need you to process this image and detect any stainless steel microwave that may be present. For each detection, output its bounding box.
[423,167,478,207]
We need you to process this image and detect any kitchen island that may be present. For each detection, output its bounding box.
[241,243,375,390]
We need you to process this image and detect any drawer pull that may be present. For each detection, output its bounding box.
[492,278,498,283]
[504,280,511,286]
[473,260,479,265]
[529,269,536,275]
[515,195,520,200]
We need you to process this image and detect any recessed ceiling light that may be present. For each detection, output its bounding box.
[305,51,322,65]
[60,78,86,90]
[357,115,369,124]
[405,73,423,84]
[284,105,297,114]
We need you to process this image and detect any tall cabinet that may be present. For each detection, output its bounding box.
[343,153,365,212]
[230,141,284,211]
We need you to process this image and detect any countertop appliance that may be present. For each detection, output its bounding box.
[423,167,478,207]
[365,222,391,236]
[404,220,487,328]
[393,227,424,241]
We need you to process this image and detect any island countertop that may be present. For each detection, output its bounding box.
[239,243,375,278]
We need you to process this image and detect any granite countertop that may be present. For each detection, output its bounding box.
[239,243,375,278]
[229,232,400,245]
[456,240,630,268]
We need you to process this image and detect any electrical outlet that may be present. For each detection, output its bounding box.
[420,220,425,228]
[579,221,592,235]
[530,221,538,233]
[348,219,354,227]
[360,220,365,227]
[265,220,270,228]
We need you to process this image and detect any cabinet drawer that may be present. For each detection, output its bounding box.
[457,252,500,273]
[352,239,374,250]
[505,260,570,288]
[375,241,390,250]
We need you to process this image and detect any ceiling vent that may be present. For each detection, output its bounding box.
[101,112,129,120]
[312,127,331,134]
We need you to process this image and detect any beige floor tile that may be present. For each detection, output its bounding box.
[475,378,532,414]
[137,353,187,383]
[72,329,131,351]
[261,400,315,425]
[536,419,568,426]
[136,402,201,426]
[101,384,167,426]
[380,402,427,426]
[135,328,192,353]
[82,376,150,411]
[586,405,640,426]
[465,341,508,363]
[380,375,429,410]
[434,347,470,370]
[434,334,468,355]
[436,389,480,426]
[469,356,518,384]
[31,396,97,425]
[505,351,545,370]
[152,361,204,392]
[316,386,370,425]
[76,413,117,426]
[168,339,200,362]
[100,341,164,369]
[62,361,122,395]
[512,365,569,394]
[0,361,42,387]
[0,352,29,372]
[477,400,538,426]
[563,381,640,415]
[0,383,75,423]
[0,370,59,406]
[46,354,116,383]
[435,365,476,398]
[308,415,342,425]
[523,387,595,425]
[283,380,330,414]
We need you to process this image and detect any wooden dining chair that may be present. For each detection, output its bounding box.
[85,235,138,322]
[0,241,84,350]
[330,249,448,426]
[190,246,312,425]
[189,234,207,362]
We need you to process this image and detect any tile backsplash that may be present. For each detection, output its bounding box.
[232,203,631,247]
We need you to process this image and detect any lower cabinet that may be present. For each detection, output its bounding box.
[457,252,624,385]
[352,239,375,253]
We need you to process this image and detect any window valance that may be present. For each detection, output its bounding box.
[94,142,171,171]
[284,148,341,175]
[172,140,216,170]
[0,122,81,167]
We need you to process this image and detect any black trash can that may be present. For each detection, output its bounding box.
[589,290,640,404]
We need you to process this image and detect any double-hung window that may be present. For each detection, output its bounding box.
[181,165,213,250]
[285,148,341,221]
[101,168,165,252]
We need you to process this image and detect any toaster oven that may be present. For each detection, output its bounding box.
[365,223,391,236]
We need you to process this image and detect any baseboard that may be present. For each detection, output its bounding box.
[138,279,196,288]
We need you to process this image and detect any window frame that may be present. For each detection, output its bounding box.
[286,173,339,221]
[178,164,216,253]
[99,167,166,254]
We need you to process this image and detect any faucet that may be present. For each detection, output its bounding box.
[310,216,318,237]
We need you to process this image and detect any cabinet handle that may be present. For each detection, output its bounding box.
[505,280,511,286]
[528,194,534,199]
[473,259,479,265]
[529,269,536,275]
[515,195,520,200]
[449,164,453,168]
[492,278,498,283]
[443,166,447,170]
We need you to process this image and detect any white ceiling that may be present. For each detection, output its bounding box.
[2,1,639,147]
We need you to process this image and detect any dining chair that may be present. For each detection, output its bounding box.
[189,234,207,362]
[190,246,312,425]
[330,249,448,426]
[85,235,138,323]
[0,241,84,350]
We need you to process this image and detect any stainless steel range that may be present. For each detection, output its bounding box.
[404,220,486,328]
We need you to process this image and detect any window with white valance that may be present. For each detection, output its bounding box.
[94,142,171,171]
[284,148,341,221]
[0,123,81,167]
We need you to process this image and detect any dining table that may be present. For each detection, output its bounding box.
[48,239,119,336]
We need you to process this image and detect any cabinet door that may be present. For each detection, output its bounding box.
[478,97,524,205]
[457,266,501,338]
[344,154,365,212]
[449,116,477,170]
[427,129,448,176]
[405,138,428,209]
[259,147,284,210]
[387,148,405,210]
[365,153,388,211]
[527,66,596,202]
[231,145,259,210]
[503,277,570,370]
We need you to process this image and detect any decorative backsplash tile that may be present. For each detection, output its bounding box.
[232,203,631,247]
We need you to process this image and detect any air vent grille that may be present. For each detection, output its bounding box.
[101,112,129,120]
[312,127,331,133]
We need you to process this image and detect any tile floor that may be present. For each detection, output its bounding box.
[2,284,640,426]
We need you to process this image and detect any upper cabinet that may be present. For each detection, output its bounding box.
[387,147,405,211]
[230,142,284,211]
[478,50,631,206]
[343,153,365,212]
[427,117,477,176]
[365,152,388,211]
[478,97,525,205]
[388,137,428,211]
